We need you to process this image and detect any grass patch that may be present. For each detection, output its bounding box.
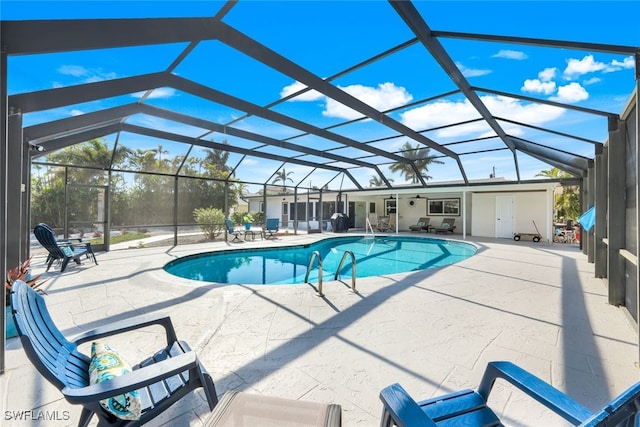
[87,232,151,245]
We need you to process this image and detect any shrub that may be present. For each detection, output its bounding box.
[193,207,225,240]
[252,211,265,225]
[231,211,244,226]
[231,211,264,226]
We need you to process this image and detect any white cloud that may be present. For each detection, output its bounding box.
[563,55,607,79]
[456,62,492,77]
[492,50,527,60]
[131,87,176,99]
[583,77,601,85]
[607,55,635,72]
[521,79,556,95]
[562,55,634,79]
[550,82,589,103]
[58,64,116,83]
[58,65,89,77]
[400,95,565,138]
[280,81,323,101]
[281,80,413,120]
[323,82,412,120]
[70,109,84,116]
[538,67,557,82]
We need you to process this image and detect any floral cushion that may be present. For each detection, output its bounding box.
[417,221,424,226]
[89,342,142,420]
[61,246,74,257]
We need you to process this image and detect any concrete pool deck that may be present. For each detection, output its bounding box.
[3,233,639,426]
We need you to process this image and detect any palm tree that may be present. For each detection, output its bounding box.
[535,167,570,179]
[369,175,393,187]
[536,167,580,221]
[151,144,169,163]
[390,142,444,183]
[272,168,294,192]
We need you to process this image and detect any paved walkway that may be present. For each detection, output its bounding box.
[3,234,639,426]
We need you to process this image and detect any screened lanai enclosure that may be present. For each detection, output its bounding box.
[1,0,639,370]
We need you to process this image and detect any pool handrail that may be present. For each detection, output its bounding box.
[334,250,357,293]
[305,251,324,296]
[365,217,375,237]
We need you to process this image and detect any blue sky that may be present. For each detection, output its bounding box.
[2,1,638,190]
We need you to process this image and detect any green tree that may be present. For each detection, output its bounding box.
[272,168,294,192]
[30,138,241,232]
[369,175,393,187]
[536,167,580,221]
[557,186,581,221]
[390,142,443,183]
[535,167,569,180]
[31,139,119,230]
[151,144,169,163]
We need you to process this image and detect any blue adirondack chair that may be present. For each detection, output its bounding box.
[265,218,279,239]
[34,223,97,272]
[9,280,218,427]
[380,361,640,426]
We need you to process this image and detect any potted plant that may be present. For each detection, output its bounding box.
[5,258,47,338]
[243,213,254,230]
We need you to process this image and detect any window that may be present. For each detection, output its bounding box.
[428,198,460,216]
[369,202,376,214]
[385,199,396,216]
[295,202,307,221]
[322,201,335,220]
[282,202,288,215]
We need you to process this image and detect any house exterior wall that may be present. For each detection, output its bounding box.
[247,183,555,237]
[471,191,549,240]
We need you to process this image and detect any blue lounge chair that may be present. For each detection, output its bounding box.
[380,361,640,426]
[34,223,97,272]
[265,218,279,239]
[224,218,243,242]
[9,280,218,427]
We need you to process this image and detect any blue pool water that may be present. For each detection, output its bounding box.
[164,236,476,285]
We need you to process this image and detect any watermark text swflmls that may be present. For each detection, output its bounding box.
[5,410,71,421]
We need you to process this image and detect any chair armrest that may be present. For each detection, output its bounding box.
[380,383,437,427]
[62,351,197,404]
[477,361,592,425]
[72,312,178,345]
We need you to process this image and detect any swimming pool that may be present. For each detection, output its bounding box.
[164,236,477,285]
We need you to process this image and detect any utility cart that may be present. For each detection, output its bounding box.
[513,221,541,242]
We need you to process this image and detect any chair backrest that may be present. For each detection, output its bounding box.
[9,280,90,391]
[418,217,430,225]
[380,383,437,427]
[34,223,66,259]
[266,218,279,231]
[441,218,455,227]
[224,218,235,233]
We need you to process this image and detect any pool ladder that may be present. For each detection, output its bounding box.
[365,217,375,238]
[305,250,357,296]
